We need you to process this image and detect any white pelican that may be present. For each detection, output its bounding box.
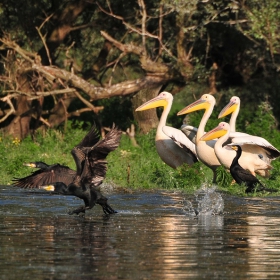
[179,96,241,144]
[218,96,280,175]
[218,96,240,132]
[135,91,197,169]
[200,122,273,177]
[177,94,220,182]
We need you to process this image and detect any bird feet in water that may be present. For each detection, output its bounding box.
[68,206,86,215]
[102,203,117,215]
[96,195,117,214]
[68,204,117,215]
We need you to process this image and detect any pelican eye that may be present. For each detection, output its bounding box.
[258,154,264,159]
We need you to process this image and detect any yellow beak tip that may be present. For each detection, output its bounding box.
[40,185,55,191]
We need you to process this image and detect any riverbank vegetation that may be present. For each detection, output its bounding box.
[1,105,280,197]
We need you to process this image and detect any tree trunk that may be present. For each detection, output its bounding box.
[132,86,162,134]
[5,98,32,139]
[48,96,73,128]
[4,71,32,139]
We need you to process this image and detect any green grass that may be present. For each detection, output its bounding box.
[1,124,279,197]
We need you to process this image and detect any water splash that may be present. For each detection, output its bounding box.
[117,210,142,215]
[182,184,224,216]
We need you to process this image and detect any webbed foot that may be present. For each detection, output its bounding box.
[102,203,117,215]
[96,194,117,215]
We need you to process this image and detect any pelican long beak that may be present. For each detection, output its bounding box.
[177,99,211,115]
[218,101,238,118]
[23,162,36,168]
[135,95,168,111]
[39,185,55,191]
[200,125,227,141]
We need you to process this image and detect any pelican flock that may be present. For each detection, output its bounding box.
[218,96,280,176]
[136,91,280,190]
[200,122,273,176]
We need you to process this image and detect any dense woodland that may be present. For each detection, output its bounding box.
[0,0,280,139]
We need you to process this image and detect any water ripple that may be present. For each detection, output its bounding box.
[1,185,280,279]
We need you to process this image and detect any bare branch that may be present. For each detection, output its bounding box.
[36,27,52,65]
[1,38,172,102]
[39,65,170,99]
[73,90,100,113]
[138,0,147,56]
[38,13,54,30]
[0,38,36,63]
[0,95,16,123]
[101,31,145,55]
[68,107,96,117]
[32,115,51,127]
[108,52,127,86]
[158,5,163,57]
[36,13,54,65]
[98,3,176,59]
[3,88,77,100]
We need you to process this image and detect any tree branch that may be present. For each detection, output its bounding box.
[40,65,169,99]
[138,0,147,56]
[0,95,16,123]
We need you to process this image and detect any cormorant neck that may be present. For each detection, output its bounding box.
[232,146,242,166]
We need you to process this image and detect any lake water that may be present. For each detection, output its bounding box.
[1,185,280,279]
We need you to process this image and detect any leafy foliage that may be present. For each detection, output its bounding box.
[244,101,280,145]
[216,166,233,188]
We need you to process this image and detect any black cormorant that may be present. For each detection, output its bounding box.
[13,124,104,188]
[13,124,122,215]
[230,145,275,193]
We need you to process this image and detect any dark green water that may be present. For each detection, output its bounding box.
[1,185,280,279]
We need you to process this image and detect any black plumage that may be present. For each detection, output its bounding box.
[13,124,101,188]
[12,162,76,188]
[13,124,122,215]
[230,145,274,193]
